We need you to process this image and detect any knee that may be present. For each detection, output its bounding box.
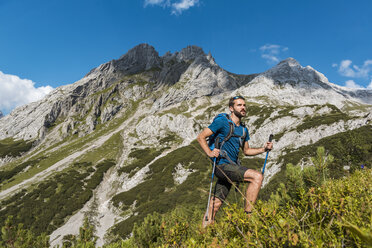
[211,197,223,208]
[244,169,264,185]
[252,172,263,185]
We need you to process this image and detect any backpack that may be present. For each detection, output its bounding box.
[208,113,247,163]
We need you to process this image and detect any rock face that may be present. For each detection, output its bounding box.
[0,44,255,142]
[0,46,370,143]
[0,111,3,119]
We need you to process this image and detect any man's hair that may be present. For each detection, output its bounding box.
[229,96,245,108]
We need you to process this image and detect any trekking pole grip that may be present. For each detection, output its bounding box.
[262,134,273,175]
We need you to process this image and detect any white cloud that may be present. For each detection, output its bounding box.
[344,80,363,89]
[262,54,279,63]
[337,59,372,78]
[171,0,199,14]
[144,0,199,14]
[0,71,53,115]
[259,44,288,64]
[368,79,372,89]
[144,0,169,7]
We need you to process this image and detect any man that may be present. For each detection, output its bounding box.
[197,96,273,227]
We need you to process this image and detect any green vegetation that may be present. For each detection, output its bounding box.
[123,150,371,247]
[1,143,370,247]
[159,132,183,145]
[296,106,353,132]
[342,101,372,113]
[0,215,49,248]
[0,157,45,185]
[0,160,115,238]
[240,157,265,171]
[0,138,33,158]
[160,101,190,117]
[260,125,371,200]
[75,132,123,165]
[118,148,165,177]
[111,140,211,237]
[245,105,275,128]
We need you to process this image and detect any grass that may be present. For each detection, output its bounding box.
[0,138,33,158]
[160,101,190,116]
[74,132,123,165]
[118,147,165,176]
[296,105,354,133]
[159,132,183,145]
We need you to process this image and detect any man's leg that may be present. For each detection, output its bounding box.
[243,169,263,212]
[203,196,223,227]
[203,176,231,227]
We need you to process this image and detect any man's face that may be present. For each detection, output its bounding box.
[230,99,246,118]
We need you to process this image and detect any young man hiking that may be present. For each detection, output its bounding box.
[197,96,273,227]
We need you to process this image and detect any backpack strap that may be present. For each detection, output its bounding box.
[219,114,235,149]
[238,123,247,148]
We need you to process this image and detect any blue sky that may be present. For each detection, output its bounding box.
[0,0,371,114]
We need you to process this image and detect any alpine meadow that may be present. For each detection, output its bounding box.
[0,44,371,247]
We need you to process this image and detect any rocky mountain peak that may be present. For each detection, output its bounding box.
[261,57,331,89]
[177,45,206,61]
[118,43,159,61]
[277,57,301,67]
[114,43,162,72]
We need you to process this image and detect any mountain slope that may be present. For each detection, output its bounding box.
[0,44,371,247]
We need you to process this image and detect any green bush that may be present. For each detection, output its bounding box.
[0,157,46,184]
[111,140,210,238]
[118,148,164,176]
[0,138,33,158]
[129,168,371,247]
[0,160,115,238]
[0,215,49,248]
[296,105,352,133]
[261,125,371,201]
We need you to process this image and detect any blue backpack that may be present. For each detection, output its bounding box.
[208,113,248,163]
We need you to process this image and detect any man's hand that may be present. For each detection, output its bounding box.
[208,148,220,158]
[264,142,273,152]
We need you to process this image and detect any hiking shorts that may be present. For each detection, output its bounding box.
[213,163,248,201]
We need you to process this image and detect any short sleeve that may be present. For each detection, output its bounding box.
[208,116,225,134]
[245,127,250,141]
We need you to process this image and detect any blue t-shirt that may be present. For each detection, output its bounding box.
[208,115,250,165]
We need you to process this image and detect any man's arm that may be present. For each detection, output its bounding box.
[197,128,220,158]
[243,141,273,156]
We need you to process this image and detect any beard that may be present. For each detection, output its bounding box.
[233,109,246,118]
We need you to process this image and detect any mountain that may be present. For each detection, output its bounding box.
[0,44,371,247]
[0,111,3,119]
[235,57,372,107]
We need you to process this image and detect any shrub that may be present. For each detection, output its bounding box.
[0,138,33,158]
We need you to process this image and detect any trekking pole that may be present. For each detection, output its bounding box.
[205,137,220,222]
[204,157,216,222]
[262,134,273,175]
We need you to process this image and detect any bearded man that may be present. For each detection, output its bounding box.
[197,96,273,227]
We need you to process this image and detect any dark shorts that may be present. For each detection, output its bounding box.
[213,163,248,201]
